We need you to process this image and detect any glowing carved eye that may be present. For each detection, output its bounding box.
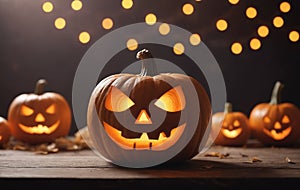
[263,116,271,124]
[282,115,290,124]
[21,105,34,116]
[233,120,240,127]
[105,86,135,112]
[222,121,228,127]
[154,86,186,112]
[45,104,56,114]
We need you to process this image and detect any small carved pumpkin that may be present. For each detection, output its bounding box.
[249,81,300,146]
[0,117,11,145]
[8,79,72,144]
[212,102,250,146]
[87,49,211,168]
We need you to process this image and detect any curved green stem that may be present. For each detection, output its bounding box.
[136,49,158,76]
[270,81,284,105]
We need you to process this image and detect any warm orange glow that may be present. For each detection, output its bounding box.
[79,31,90,44]
[173,43,185,55]
[289,31,299,42]
[159,23,170,35]
[228,0,239,5]
[145,13,157,25]
[20,105,34,116]
[102,18,114,30]
[274,122,282,129]
[182,3,194,15]
[216,19,228,31]
[250,38,261,50]
[103,121,186,150]
[273,16,284,28]
[18,120,60,135]
[280,2,291,13]
[42,2,54,13]
[257,25,269,38]
[126,38,138,51]
[0,136,2,141]
[263,127,292,140]
[71,0,82,11]
[54,17,66,30]
[154,86,186,112]
[231,42,242,54]
[222,128,242,138]
[35,113,46,122]
[105,86,135,112]
[135,110,152,124]
[45,104,56,114]
[282,115,290,124]
[263,116,271,123]
[190,33,201,46]
[246,7,257,19]
[121,0,133,9]
[233,120,240,127]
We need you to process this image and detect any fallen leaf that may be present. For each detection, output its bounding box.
[204,152,230,159]
[285,157,296,164]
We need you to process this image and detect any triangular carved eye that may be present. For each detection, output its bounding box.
[154,86,185,112]
[46,104,56,114]
[233,120,240,127]
[263,116,271,124]
[21,105,34,116]
[105,86,135,112]
[282,115,290,124]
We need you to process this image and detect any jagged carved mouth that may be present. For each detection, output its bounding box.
[263,126,292,141]
[103,122,186,150]
[221,128,242,139]
[18,120,60,134]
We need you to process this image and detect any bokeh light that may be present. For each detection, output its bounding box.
[173,43,185,55]
[159,23,170,35]
[121,0,133,9]
[127,39,138,51]
[42,2,54,13]
[79,32,90,44]
[102,18,114,30]
[216,19,228,31]
[250,38,261,50]
[145,13,157,25]
[273,16,284,28]
[246,7,257,19]
[289,31,299,42]
[228,0,239,5]
[182,3,194,15]
[231,42,243,55]
[54,18,66,29]
[71,0,82,11]
[189,34,201,46]
[280,2,291,13]
[257,25,269,38]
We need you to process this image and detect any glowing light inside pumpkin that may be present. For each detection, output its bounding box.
[126,38,138,51]
[45,104,56,114]
[216,19,228,31]
[263,116,271,123]
[263,126,292,140]
[154,86,186,112]
[282,115,290,124]
[289,31,299,42]
[250,38,261,50]
[135,109,152,124]
[145,13,157,25]
[189,33,201,46]
[79,31,90,44]
[105,86,135,112]
[0,136,2,141]
[182,3,194,15]
[71,0,82,11]
[228,0,239,5]
[20,105,34,116]
[102,18,114,30]
[231,42,242,54]
[121,0,133,9]
[273,16,284,28]
[233,120,240,127]
[42,2,54,13]
[222,128,242,139]
[159,23,170,35]
[54,17,66,30]
[173,43,185,55]
[280,2,291,13]
[257,25,269,38]
[19,120,60,135]
[246,7,257,19]
[35,113,46,122]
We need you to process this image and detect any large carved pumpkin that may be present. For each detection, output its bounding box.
[87,49,211,168]
[249,81,300,146]
[212,102,250,146]
[0,117,11,146]
[8,79,72,144]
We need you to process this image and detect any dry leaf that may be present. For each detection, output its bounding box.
[285,157,296,164]
[244,156,262,164]
[239,153,249,157]
[204,152,230,159]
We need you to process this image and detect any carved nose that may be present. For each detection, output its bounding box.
[135,109,152,124]
[274,122,282,130]
[35,113,45,122]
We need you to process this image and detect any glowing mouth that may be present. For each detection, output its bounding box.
[103,122,186,150]
[263,126,292,141]
[221,128,242,139]
[18,120,60,134]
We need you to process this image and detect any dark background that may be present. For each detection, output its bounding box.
[0,0,299,135]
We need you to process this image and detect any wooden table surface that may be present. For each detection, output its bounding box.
[1,139,300,190]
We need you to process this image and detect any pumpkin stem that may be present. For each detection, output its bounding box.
[270,81,284,105]
[34,79,47,95]
[224,102,233,114]
[136,49,158,76]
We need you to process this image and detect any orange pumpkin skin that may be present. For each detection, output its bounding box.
[8,79,72,144]
[249,82,300,146]
[212,103,250,146]
[87,49,211,167]
[0,117,11,145]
